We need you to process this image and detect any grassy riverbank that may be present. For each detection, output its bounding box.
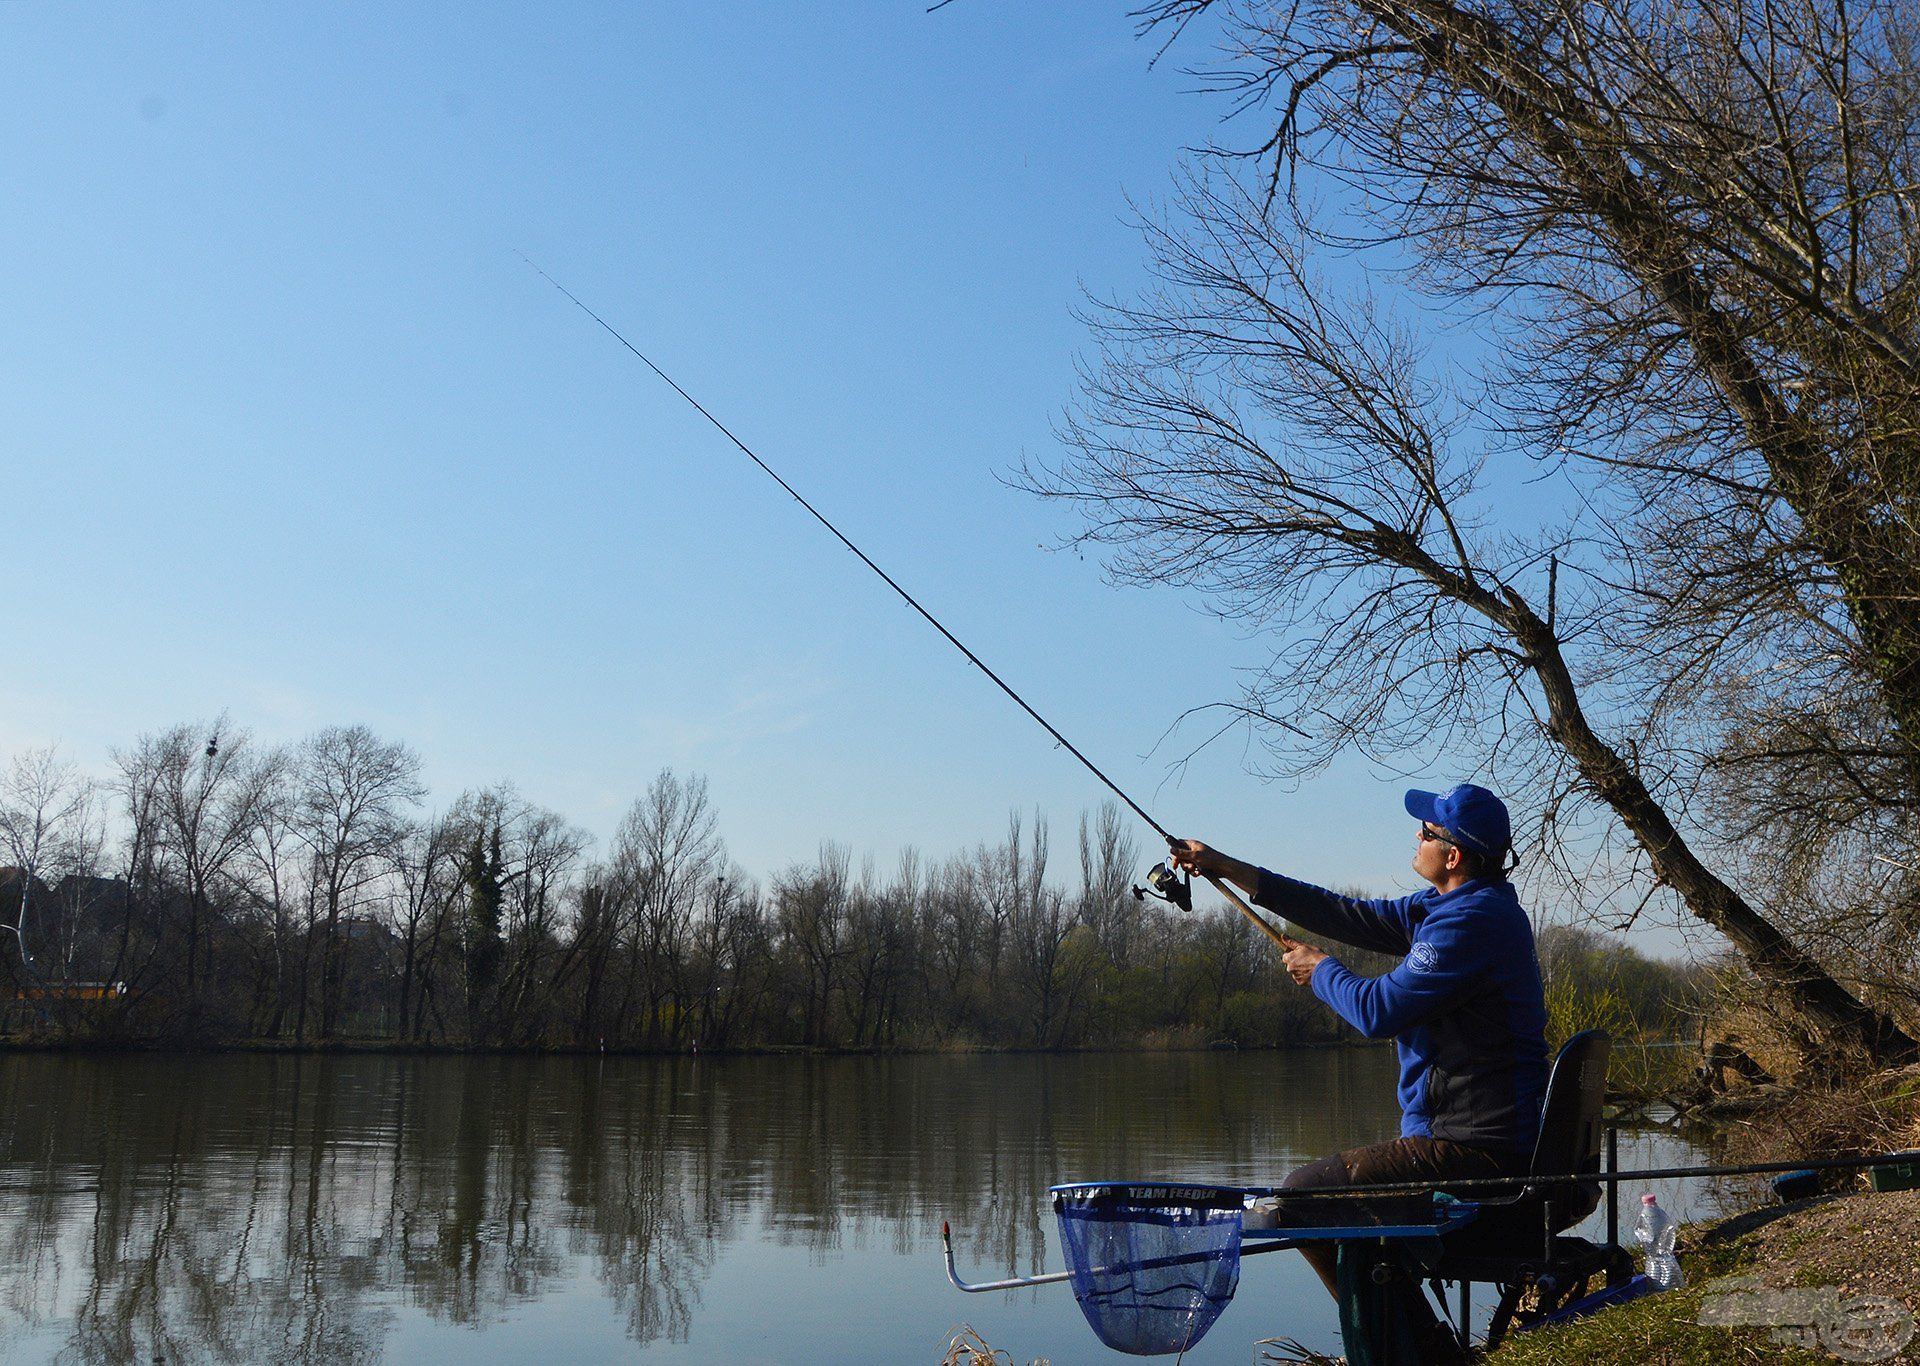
[1487,1188,1920,1364]
[1488,1062,1920,1364]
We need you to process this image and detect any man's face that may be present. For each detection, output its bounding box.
[1413,822,1460,885]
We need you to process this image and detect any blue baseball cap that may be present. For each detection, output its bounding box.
[1404,784,1511,861]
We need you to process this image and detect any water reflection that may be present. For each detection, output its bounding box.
[0,1052,1720,1363]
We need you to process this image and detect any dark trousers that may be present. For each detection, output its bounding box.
[1279,1136,1529,1301]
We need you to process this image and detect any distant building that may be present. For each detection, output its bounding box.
[14,981,129,1002]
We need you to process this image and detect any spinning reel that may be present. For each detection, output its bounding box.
[1131,860,1193,913]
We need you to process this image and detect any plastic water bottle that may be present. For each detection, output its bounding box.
[1635,1193,1683,1290]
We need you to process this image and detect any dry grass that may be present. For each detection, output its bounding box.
[1702,1064,1920,1205]
[939,1324,1048,1366]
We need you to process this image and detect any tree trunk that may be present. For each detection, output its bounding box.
[1507,603,1918,1064]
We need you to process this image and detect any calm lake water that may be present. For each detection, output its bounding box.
[0,1050,1722,1364]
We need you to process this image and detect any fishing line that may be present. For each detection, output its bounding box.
[521,255,1176,845]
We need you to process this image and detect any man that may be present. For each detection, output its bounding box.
[1170,783,1549,1322]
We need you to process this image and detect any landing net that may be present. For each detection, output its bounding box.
[1051,1182,1244,1356]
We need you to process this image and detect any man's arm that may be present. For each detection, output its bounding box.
[1167,840,1414,955]
[1253,872,1416,956]
[1307,908,1485,1038]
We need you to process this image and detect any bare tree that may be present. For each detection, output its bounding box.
[1077,801,1141,968]
[498,802,590,1042]
[295,725,423,1040]
[842,867,889,1049]
[1007,813,1079,1043]
[693,874,774,1047]
[44,785,110,984]
[564,867,619,1046]
[878,851,927,1046]
[106,738,171,1006]
[136,719,281,1008]
[775,842,852,1046]
[843,850,925,1047]
[0,746,91,980]
[1029,0,1920,1063]
[241,747,302,1037]
[965,812,1030,1000]
[1193,902,1260,1024]
[923,852,982,1034]
[389,813,464,1043]
[607,770,721,1046]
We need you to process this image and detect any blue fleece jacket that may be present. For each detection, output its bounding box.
[1254,870,1549,1155]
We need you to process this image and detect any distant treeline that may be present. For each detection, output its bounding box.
[0,722,1701,1050]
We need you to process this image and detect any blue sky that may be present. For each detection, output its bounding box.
[3,4,1696,954]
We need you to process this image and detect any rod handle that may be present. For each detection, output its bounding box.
[1202,874,1299,953]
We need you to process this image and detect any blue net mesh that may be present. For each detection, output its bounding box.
[1052,1183,1244,1356]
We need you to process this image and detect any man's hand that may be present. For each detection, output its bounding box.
[1282,939,1328,987]
[1167,838,1227,878]
[1167,839,1258,891]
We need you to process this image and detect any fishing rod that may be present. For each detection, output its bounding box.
[522,256,1300,956]
[1172,1148,1920,1204]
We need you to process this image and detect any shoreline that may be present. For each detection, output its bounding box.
[1488,1186,1920,1362]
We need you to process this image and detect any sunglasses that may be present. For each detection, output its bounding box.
[1417,824,1462,849]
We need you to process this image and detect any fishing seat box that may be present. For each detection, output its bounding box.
[1871,1150,1920,1193]
[1429,1030,1634,1347]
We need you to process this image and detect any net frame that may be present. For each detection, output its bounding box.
[1050,1182,1246,1357]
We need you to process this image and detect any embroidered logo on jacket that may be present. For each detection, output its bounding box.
[1407,942,1440,973]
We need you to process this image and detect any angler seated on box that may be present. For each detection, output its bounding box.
[1170,785,1549,1357]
